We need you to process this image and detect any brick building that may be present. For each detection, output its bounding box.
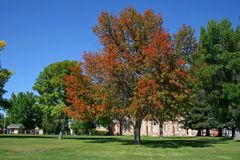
[101,118,197,136]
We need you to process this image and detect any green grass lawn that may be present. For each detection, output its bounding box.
[0,135,239,160]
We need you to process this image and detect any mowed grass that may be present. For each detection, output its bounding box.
[0,135,239,160]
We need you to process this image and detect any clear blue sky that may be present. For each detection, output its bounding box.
[0,0,239,99]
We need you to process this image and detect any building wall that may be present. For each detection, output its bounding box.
[162,121,197,136]
[141,121,160,136]
[8,128,25,134]
[110,119,197,137]
[14,129,19,134]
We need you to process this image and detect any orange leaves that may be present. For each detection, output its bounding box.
[64,64,109,122]
[104,52,119,70]
[143,9,163,30]
[64,65,86,120]
[143,30,172,66]
[136,77,157,98]
[65,7,194,125]
[90,7,193,121]
[176,58,186,66]
[93,7,164,54]
[130,76,161,115]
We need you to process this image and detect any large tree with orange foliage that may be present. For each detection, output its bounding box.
[66,7,193,144]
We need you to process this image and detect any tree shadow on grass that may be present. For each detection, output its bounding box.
[84,136,230,149]
[0,134,58,139]
[133,138,228,148]
[0,134,231,149]
[65,136,119,142]
[0,134,119,141]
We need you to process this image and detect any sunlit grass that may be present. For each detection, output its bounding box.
[0,135,239,160]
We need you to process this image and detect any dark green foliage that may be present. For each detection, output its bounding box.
[7,92,41,130]
[183,90,217,134]
[70,120,96,135]
[199,19,240,130]
[184,19,240,134]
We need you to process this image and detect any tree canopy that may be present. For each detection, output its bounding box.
[33,60,78,134]
[8,92,41,130]
[183,19,240,137]
[2,7,240,142]
[65,7,194,143]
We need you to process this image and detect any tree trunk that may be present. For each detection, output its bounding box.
[159,121,163,137]
[134,119,142,144]
[3,116,6,134]
[232,128,235,138]
[206,128,210,136]
[108,123,114,136]
[217,128,223,137]
[59,119,65,140]
[197,129,202,136]
[172,121,175,136]
[119,118,123,136]
[146,121,148,136]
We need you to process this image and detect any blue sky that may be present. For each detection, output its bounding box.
[0,0,239,99]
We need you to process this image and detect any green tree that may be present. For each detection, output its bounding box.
[182,90,217,136]
[218,31,240,136]
[187,19,240,137]
[33,60,78,139]
[70,120,96,135]
[7,92,41,130]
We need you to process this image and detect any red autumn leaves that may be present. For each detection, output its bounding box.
[64,8,193,124]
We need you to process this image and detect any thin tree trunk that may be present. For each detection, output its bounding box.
[3,116,6,134]
[197,129,202,136]
[59,119,65,140]
[119,119,123,136]
[159,121,163,137]
[224,128,227,137]
[172,121,175,136]
[206,128,210,136]
[134,118,142,144]
[232,128,235,138]
[108,123,113,136]
[217,128,223,137]
[146,121,148,136]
